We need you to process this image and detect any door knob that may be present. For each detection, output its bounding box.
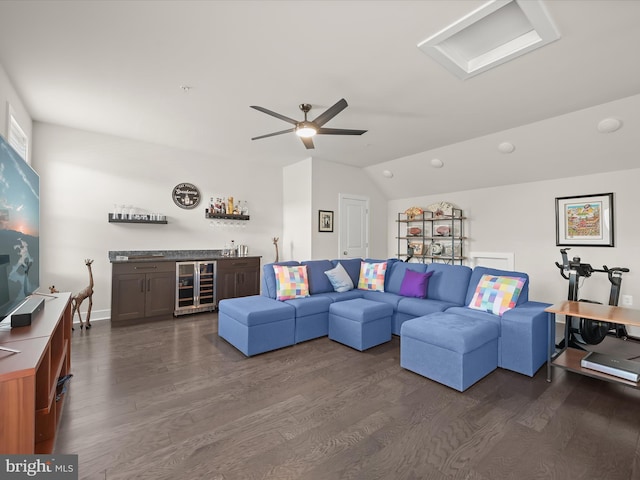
[343,251,348,255]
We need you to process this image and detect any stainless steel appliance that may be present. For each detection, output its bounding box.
[175,261,216,315]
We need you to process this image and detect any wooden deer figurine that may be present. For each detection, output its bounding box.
[272,237,279,262]
[71,259,94,329]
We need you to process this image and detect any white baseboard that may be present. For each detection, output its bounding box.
[71,308,110,324]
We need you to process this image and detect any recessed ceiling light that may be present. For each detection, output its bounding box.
[498,142,515,153]
[597,118,622,133]
[430,158,444,168]
[382,170,394,178]
[418,0,560,80]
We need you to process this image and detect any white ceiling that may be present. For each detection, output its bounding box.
[0,0,639,200]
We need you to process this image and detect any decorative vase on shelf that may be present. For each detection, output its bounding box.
[404,206,423,221]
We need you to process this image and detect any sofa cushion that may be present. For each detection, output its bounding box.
[315,290,364,302]
[402,312,499,354]
[324,262,355,293]
[262,261,300,299]
[425,263,472,305]
[465,266,529,306]
[396,296,454,317]
[468,274,526,316]
[218,295,295,326]
[273,264,310,300]
[399,269,434,298]
[301,260,335,294]
[285,295,333,316]
[445,306,502,328]
[358,261,387,292]
[361,290,403,309]
[385,261,427,295]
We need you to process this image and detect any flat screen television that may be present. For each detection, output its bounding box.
[0,134,39,323]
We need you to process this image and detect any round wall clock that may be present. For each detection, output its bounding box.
[172,182,201,209]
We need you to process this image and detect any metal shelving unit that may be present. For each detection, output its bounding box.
[396,208,466,264]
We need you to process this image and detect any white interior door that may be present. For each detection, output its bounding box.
[339,194,369,259]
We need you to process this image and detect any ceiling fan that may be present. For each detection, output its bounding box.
[250,98,367,149]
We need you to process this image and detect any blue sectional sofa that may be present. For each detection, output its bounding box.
[218,258,551,391]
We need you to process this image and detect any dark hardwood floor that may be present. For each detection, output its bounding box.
[55,314,640,480]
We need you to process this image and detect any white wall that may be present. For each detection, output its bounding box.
[388,169,640,312]
[0,63,32,161]
[311,159,387,260]
[282,159,312,261]
[32,122,284,320]
[280,157,388,262]
[32,124,391,321]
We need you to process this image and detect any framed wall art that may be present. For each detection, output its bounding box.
[172,182,201,209]
[318,210,334,232]
[555,192,614,247]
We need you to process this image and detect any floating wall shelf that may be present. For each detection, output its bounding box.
[108,214,168,224]
[205,213,250,221]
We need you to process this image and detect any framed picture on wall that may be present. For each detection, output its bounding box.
[319,210,334,232]
[555,192,614,247]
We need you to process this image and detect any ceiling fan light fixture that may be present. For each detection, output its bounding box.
[295,122,317,138]
[251,99,365,149]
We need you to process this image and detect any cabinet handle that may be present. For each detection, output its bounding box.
[134,265,157,270]
[140,279,145,293]
[147,279,151,292]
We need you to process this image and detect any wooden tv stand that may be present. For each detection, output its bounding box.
[0,293,72,453]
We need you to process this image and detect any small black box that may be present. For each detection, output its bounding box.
[11,296,45,327]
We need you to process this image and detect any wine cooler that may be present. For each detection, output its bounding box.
[175,261,216,315]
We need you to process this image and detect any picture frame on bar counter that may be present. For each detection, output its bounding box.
[555,192,614,247]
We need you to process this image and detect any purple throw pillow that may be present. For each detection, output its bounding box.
[399,269,433,298]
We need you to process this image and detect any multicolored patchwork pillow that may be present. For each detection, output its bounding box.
[357,261,387,292]
[468,274,526,316]
[273,264,310,300]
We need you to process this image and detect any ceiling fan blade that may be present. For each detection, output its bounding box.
[250,106,298,125]
[251,128,295,140]
[300,136,314,149]
[316,127,367,135]
[311,98,348,127]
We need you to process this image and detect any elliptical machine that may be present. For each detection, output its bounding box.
[555,248,630,347]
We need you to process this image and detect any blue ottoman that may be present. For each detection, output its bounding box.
[329,298,393,351]
[218,295,295,356]
[400,312,499,392]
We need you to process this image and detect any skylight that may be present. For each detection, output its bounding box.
[418,0,560,80]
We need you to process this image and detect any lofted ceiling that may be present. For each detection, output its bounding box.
[0,0,639,200]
